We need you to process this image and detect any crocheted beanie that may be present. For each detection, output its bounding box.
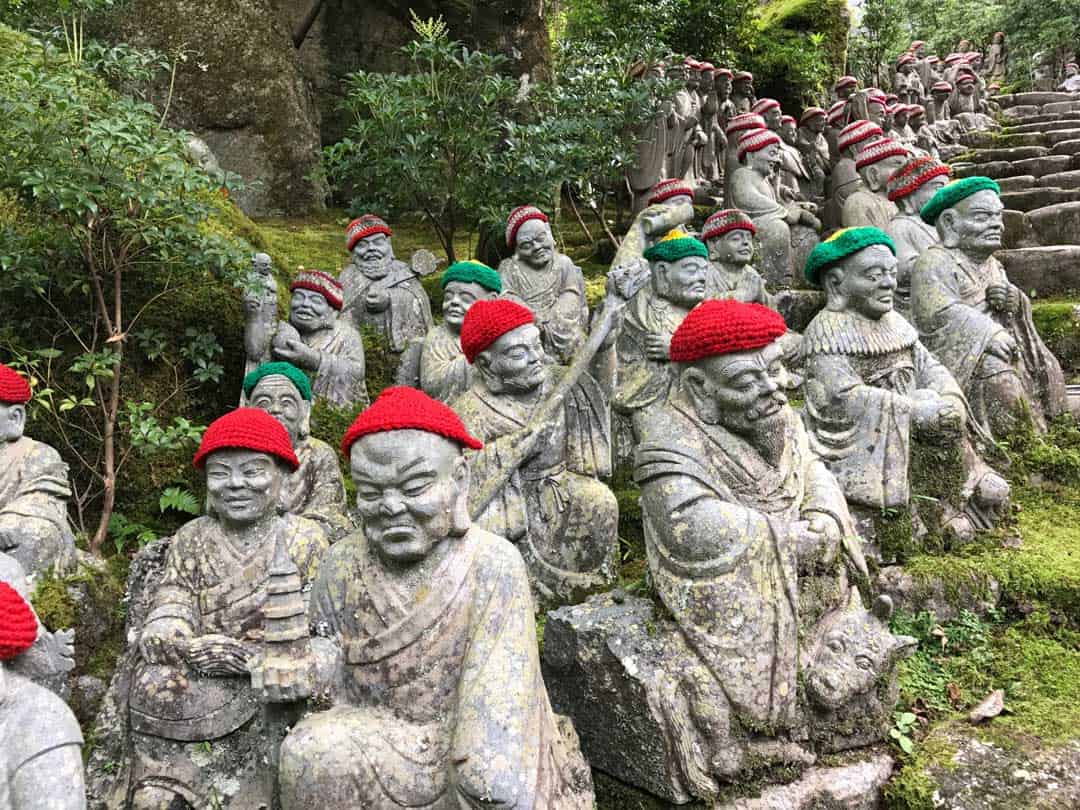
[715,67,733,79]
[460,299,535,364]
[931,81,953,93]
[669,299,787,363]
[751,98,780,115]
[0,364,32,405]
[909,104,926,119]
[0,582,37,661]
[193,408,300,471]
[505,205,550,248]
[648,179,695,205]
[920,176,1001,225]
[702,209,757,241]
[780,114,796,127]
[243,362,313,402]
[887,155,952,202]
[441,260,503,293]
[867,93,888,109]
[944,53,963,65]
[827,100,847,125]
[725,113,766,136]
[804,227,897,286]
[855,138,909,171]
[897,54,916,67]
[835,75,858,91]
[737,128,781,162]
[346,214,392,252]
[956,72,976,86]
[926,56,941,65]
[734,70,753,82]
[910,40,925,49]
[290,270,344,310]
[340,386,482,456]
[643,232,709,263]
[799,107,826,125]
[838,120,884,153]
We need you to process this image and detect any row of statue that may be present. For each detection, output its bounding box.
[2,47,1077,810]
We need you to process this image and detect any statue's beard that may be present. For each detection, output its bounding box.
[355,253,391,277]
[748,411,788,467]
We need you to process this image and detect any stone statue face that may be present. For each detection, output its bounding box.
[716,75,731,97]
[685,72,699,91]
[867,104,885,126]
[249,375,308,444]
[289,289,336,334]
[958,82,976,96]
[707,229,754,266]
[665,194,694,209]
[350,430,469,566]
[804,116,826,135]
[748,143,781,176]
[205,448,284,528]
[514,219,555,270]
[655,256,708,308]
[837,86,854,101]
[477,323,546,395]
[733,78,752,95]
[442,280,492,331]
[666,65,687,82]
[1068,65,1079,77]
[698,72,714,91]
[893,110,909,127]
[940,190,1004,254]
[780,121,797,145]
[763,107,782,131]
[863,154,907,193]
[825,245,897,321]
[352,232,394,277]
[904,175,948,213]
[252,253,273,276]
[0,403,26,443]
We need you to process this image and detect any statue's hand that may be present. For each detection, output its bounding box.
[250,652,315,704]
[644,332,672,361]
[273,338,321,371]
[185,634,254,677]
[988,331,1018,362]
[139,620,190,667]
[365,288,391,312]
[791,519,834,564]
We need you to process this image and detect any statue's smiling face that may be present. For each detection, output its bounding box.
[478,324,546,394]
[828,245,898,321]
[514,219,554,269]
[442,280,491,330]
[708,228,754,266]
[0,403,25,442]
[748,143,781,175]
[656,256,708,307]
[205,449,283,527]
[290,289,335,333]
[249,376,306,443]
[351,430,467,565]
[352,232,393,274]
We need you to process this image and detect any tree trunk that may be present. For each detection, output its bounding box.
[292,0,326,49]
[89,264,124,556]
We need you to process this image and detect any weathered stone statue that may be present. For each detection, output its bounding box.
[273,270,369,409]
[0,364,77,578]
[612,178,696,276]
[453,295,623,607]
[0,581,85,809]
[667,61,702,181]
[243,362,350,540]
[701,209,773,305]
[626,61,672,212]
[834,75,858,106]
[1059,62,1080,92]
[118,409,327,808]
[241,252,279,379]
[796,107,830,203]
[498,205,588,365]
[891,104,917,146]
[801,228,1011,551]
[842,138,908,229]
[714,67,737,138]
[722,112,766,205]
[883,155,952,319]
[985,32,1007,82]
[277,387,595,809]
[826,120,883,228]
[729,128,821,287]
[696,63,722,184]
[913,178,1068,437]
[730,70,754,114]
[340,215,434,355]
[824,100,847,163]
[780,114,812,201]
[909,105,940,157]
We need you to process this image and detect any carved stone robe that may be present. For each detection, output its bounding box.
[296,321,369,409]
[613,285,693,419]
[0,437,76,576]
[841,188,899,230]
[418,323,472,403]
[883,213,940,321]
[499,254,588,365]
[708,263,773,307]
[340,260,433,354]
[284,438,350,541]
[279,527,594,809]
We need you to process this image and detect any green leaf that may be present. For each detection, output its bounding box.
[159,486,200,515]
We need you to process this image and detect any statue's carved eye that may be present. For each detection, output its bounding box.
[855,654,874,671]
[827,637,845,654]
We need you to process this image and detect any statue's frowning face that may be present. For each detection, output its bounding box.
[205,448,283,527]
[946,190,1004,254]
[289,289,335,333]
[352,232,394,273]
[656,256,708,308]
[827,245,898,321]
[0,403,25,442]
[442,280,493,330]
[249,376,307,443]
[514,219,555,269]
[477,324,546,394]
[351,430,468,566]
[708,228,755,266]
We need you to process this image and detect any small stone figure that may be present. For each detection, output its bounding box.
[1058,62,1080,93]
[824,100,847,163]
[242,362,351,540]
[696,63,722,184]
[273,269,369,409]
[780,114,812,201]
[796,107,830,204]
[0,364,77,578]
[841,138,908,229]
[627,61,672,212]
[826,120,883,228]
[801,228,1011,549]
[241,252,279,379]
[667,61,702,181]
[701,209,773,305]
[985,32,1007,82]
[834,75,858,106]
[277,387,595,809]
[730,70,754,114]
[126,409,327,808]
[913,177,1068,437]
[0,581,85,810]
[891,104,917,146]
[612,179,696,276]
[883,155,952,319]
[340,215,434,355]
[722,112,766,206]
[499,206,588,365]
[909,105,940,158]
[453,298,620,607]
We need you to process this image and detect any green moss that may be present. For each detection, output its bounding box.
[30,571,79,629]
[1032,301,1080,378]
[885,727,959,810]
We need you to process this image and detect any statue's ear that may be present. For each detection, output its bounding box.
[872,594,895,621]
[938,209,959,246]
[9,405,26,435]
[298,400,312,440]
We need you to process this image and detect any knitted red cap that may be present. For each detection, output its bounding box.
[780,114,796,126]
[910,40,925,49]
[725,113,765,136]
[838,121,884,152]
[684,57,700,69]
[887,155,952,201]
[193,408,299,471]
[669,299,786,363]
[702,208,757,241]
[0,364,32,405]
[956,72,976,85]
[944,53,963,64]
[698,62,715,72]
[460,299,535,364]
[909,104,926,118]
[927,56,940,64]
[734,70,753,82]
[341,386,482,456]
[800,107,826,125]
[868,94,887,109]
[506,205,550,248]
[835,76,858,90]
[751,98,780,115]
[856,138,909,171]
[715,67,733,78]
[648,179,695,205]
[737,129,781,162]
[0,582,37,662]
[827,100,847,124]
[290,270,344,310]
[932,81,953,93]
[346,214,392,252]
[897,54,915,66]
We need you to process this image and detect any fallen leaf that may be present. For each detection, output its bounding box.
[969,689,1005,724]
[947,682,963,708]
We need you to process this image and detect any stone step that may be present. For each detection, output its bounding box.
[1045,128,1080,145]
[1027,201,1080,247]
[997,175,1038,193]
[962,132,1046,150]
[1051,139,1080,156]
[967,145,1051,164]
[1038,170,1080,189]
[1043,100,1080,116]
[1003,111,1077,127]
[1002,105,1044,121]
[954,155,1074,180]
[993,91,1079,109]
[1006,118,1080,135]
[1000,187,1080,212]
[999,246,1080,295]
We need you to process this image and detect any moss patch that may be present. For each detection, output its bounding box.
[1032,300,1080,379]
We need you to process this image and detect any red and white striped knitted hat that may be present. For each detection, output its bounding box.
[780,114,796,127]
[886,155,952,202]
[956,72,976,85]
[648,179,695,205]
[734,70,753,82]
[931,81,953,93]
[910,40,925,49]
[867,93,887,109]
[725,113,765,136]
[505,205,549,248]
[855,138,909,171]
[290,269,344,310]
[800,107,826,125]
[909,104,926,118]
[835,75,858,91]
[897,54,915,66]
[927,55,941,64]
[737,129,781,162]
[838,120,884,153]
[944,53,963,65]
[715,67,733,78]
[827,100,847,125]
[751,98,780,115]
[701,208,757,241]
[346,215,392,252]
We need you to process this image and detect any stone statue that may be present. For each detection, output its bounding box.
[701,210,773,305]
[714,67,737,161]
[834,75,858,105]
[883,155,952,319]
[909,105,940,158]
[729,128,821,288]
[825,120,883,228]
[339,215,434,356]
[184,136,222,180]
[824,100,847,163]
[273,270,369,409]
[277,387,595,809]
[0,581,85,810]
[952,72,997,130]
[124,409,327,808]
[1058,62,1080,92]
[912,178,1068,438]
[755,100,805,201]
[722,112,766,206]
[0,364,77,578]
[453,291,628,607]
[696,63,722,184]
[241,252,279,379]
[891,104,917,146]
[498,206,588,365]
[666,61,701,181]
[801,228,1011,551]
[242,362,351,540]
[781,114,812,202]
[841,138,908,229]
[730,70,754,114]
[985,32,1007,82]
[795,108,829,204]
[626,61,672,212]
[611,179,695,277]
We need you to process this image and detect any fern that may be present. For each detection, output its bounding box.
[159,486,200,516]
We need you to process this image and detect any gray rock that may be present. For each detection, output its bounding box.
[774,288,826,332]
[997,92,1077,109]
[1008,118,1080,135]
[999,246,1080,297]
[1043,100,1080,116]
[1051,139,1080,156]
[1027,202,1080,247]
[72,675,107,721]
[1000,187,1080,212]
[996,175,1037,193]
[1045,128,1080,145]
[875,565,1001,623]
[1001,105,1043,120]
[1037,169,1080,189]
[967,146,1050,164]
[1010,156,1074,178]
[718,752,893,810]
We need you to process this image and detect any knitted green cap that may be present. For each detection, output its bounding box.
[803,227,896,286]
[642,234,708,263]
[920,176,1001,225]
[441,260,503,293]
[243,361,313,402]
